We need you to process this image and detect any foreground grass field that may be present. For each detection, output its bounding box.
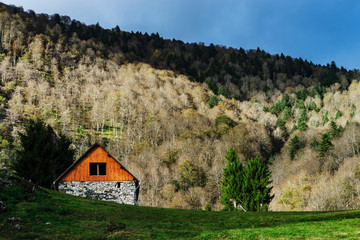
[1,183,360,239]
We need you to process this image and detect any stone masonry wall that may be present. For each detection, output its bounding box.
[58,181,137,205]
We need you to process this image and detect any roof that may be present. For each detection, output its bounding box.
[54,143,138,184]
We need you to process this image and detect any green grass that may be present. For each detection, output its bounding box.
[1,184,360,239]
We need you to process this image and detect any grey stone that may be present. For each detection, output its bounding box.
[58,181,137,205]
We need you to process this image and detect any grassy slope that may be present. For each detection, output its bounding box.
[1,185,360,239]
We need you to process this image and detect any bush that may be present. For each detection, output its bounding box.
[351,104,356,117]
[276,118,286,131]
[335,110,342,120]
[294,100,305,109]
[215,115,236,127]
[205,203,212,211]
[218,86,231,98]
[269,94,292,115]
[292,89,309,101]
[208,95,220,108]
[161,148,180,167]
[207,80,218,94]
[310,139,319,149]
[297,109,308,131]
[307,101,318,112]
[322,110,329,126]
[329,121,343,138]
[282,106,293,121]
[178,160,205,189]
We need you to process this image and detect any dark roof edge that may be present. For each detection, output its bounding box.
[54,143,138,184]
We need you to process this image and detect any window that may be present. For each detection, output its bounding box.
[90,163,106,176]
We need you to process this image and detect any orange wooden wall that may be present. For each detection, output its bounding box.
[62,146,134,181]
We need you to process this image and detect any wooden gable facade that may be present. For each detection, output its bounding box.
[55,144,139,205]
[55,143,137,184]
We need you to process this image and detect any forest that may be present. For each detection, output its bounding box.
[1,3,360,211]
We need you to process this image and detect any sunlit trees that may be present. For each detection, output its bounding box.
[221,147,244,211]
[221,147,273,211]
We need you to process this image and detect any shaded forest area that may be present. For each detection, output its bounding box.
[1,3,360,211]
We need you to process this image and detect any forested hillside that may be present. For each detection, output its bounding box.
[1,3,360,211]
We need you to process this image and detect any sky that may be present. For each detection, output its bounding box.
[2,0,360,70]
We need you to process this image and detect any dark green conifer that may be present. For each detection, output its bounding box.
[241,156,273,211]
[289,135,304,160]
[318,132,333,157]
[221,148,273,212]
[221,147,244,211]
[13,119,75,188]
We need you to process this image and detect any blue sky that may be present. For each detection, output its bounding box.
[3,0,360,70]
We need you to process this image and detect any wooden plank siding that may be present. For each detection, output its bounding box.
[61,146,134,181]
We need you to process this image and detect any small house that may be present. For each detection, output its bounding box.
[54,143,140,205]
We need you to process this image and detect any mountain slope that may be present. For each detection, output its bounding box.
[1,3,360,211]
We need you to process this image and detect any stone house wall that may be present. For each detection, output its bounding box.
[58,181,137,205]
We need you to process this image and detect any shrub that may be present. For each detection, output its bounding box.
[215,115,236,127]
[322,110,329,126]
[329,121,343,138]
[269,94,292,115]
[351,104,356,117]
[294,100,305,109]
[216,124,230,136]
[205,203,212,211]
[218,86,231,98]
[297,109,308,131]
[282,106,293,121]
[178,160,205,189]
[292,88,309,101]
[208,95,220,108]
[161,148,180,167]
[307,101,318,112]
[310,139,319,149]
[276,118,286,131]
[161,184,176,201]
[207,80,218,94]
[335,110,342,120]
[278,181,311,210]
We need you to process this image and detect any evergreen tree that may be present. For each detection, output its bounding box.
[318,132,333,157]
[289,135,304,160]
[13,119,75,188]
[241,156,273,211]
[221,147,244,211]
[297,109,308,131]
[329,120,342,138]
[221,148,273,211]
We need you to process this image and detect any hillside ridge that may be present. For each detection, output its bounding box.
[0,2,360,212]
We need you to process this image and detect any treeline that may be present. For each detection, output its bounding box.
[0,3,358,101]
